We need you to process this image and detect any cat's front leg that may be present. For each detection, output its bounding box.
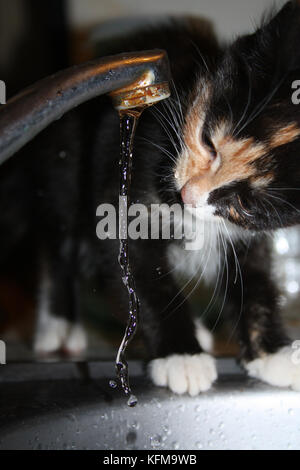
[34,240,87,356]
[227,237,300,391]
[131,241,217,396]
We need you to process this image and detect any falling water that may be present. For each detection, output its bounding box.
[111,107,146,407]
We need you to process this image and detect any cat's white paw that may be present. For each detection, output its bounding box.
[149,353,217,396]
[63,324,87,355]
[34,315,69,354]
[245,346,300,391]
[34,313,87,356]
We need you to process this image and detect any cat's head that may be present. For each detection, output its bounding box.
[175,0,300,231]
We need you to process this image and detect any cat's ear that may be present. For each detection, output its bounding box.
[234,1,300,78]
[266,0,300,72]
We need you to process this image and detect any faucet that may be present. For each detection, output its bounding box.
[0,50,171,165]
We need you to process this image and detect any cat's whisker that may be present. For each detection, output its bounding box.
[162,219,214,317]
[150,107,183,152]
[166,82,185,127]
[161,99,184,146]
[221,219,238,284]
[223,95,234,131]
[266,191,300,215]
[221,219,244,344]
[268,187,300,191]
[211,223,229,333]
[261,196,284,228]
[170,80,184,125]
[236,73,287,137]
[165,101,185,145]
[154,214,198,282]
[162,101,181,134]
[232,57,252,137]
[138,136,177,164]
[150,109,181,154]
[200,224,224,321]
[161,254,202,318]
[152,103,182,143]
[188,38,211,74]
[170,220,215,314]
[150,111,178,147]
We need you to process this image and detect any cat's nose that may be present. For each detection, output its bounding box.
[181,182,197,206]
[181,178,207,207]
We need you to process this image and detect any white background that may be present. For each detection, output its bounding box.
[67,0,287,39]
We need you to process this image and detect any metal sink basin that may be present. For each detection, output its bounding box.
[0,359,299,450]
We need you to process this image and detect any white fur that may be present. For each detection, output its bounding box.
[169,207,250,285]
[64,324,87,354]
[149,353,217,396]
[168,220,221,285]
[34,310,87,356]
[245,346,300,391]
[194,319,214,353]
[34,313,69,354]
[34,265,87,355]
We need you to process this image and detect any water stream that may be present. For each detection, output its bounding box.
[111,107,145,407]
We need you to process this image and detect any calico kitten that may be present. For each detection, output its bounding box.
[1,1,300,394]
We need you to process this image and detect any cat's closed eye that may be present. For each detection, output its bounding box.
[202,131,218,159]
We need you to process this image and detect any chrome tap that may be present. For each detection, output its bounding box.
[0,50,171,165]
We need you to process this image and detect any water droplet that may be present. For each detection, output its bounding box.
[130,421,140,430]
[177,403,185,412]
[109,380,118,389]
[196,442,203,449]
[172,441,179,450]
[150,435,162,448]
[127,395,138,407]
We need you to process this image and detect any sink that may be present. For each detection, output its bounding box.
[0,359,299,450]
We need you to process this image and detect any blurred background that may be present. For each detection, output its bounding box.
[0,0,299,362]
[0,0,287,96]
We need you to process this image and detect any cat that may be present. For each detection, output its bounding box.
[1,0,300,395]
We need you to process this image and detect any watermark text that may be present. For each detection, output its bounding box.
[96,197,206,251]
[0,80,6,105]
[0,340,6,365]
[292,80,300,105]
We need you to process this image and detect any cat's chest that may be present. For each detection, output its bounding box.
[168,227,221,285]
[168,216,247,285]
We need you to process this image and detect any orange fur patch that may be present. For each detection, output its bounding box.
[229,206,240,220]
[176,119,267,195]
[176,103,299,200]
[250,174,274,188]
[269,123,300,149]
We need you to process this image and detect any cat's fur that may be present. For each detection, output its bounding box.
[1,1,300,394]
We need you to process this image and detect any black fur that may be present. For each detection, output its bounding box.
[1,2,300,368]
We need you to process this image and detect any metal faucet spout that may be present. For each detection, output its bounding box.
[0,49,171,165]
